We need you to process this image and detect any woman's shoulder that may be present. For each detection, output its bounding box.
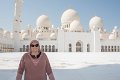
[41,52,48,58]
[42,52,50,60]
[41,52,46,55]
[22,52,30,58]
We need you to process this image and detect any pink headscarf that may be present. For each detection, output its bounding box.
[29,40,41,54]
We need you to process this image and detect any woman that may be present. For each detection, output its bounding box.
[16,40,55,80]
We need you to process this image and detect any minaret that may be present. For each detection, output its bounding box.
[13,0,24,52]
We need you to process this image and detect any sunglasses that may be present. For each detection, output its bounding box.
[30,44,39,47]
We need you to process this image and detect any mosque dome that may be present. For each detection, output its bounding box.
[109,26,119,39]
[50,33,56,40]
[69,20,83,32]
[36,33,43,39]
[112,26,119,33]
[89,16,104,31]
[61,9,80,25]
[22,33,29,40]
[36,15,52,29]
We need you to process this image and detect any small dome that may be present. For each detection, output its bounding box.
[69,20,83,32]
[50,33,56,39]
[61,9,80,25]
[89,16,104,31]
[36,33,43,39]
[112,26,119,33]
[36,15,52,29]
[22,33,29,40]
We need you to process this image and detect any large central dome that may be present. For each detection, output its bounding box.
[61,9,80,24]
[36,15,52,29]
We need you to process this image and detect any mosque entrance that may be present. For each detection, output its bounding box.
[76,41,83,52]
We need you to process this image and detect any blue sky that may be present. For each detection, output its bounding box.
[0,0,120,32]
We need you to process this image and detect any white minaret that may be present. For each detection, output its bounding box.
[13,0,24,52]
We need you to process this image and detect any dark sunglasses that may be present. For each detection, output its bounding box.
[30,44,39,47]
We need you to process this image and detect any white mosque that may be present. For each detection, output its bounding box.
[0,0,120,52]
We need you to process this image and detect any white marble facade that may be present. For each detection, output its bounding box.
[0,0,120,52]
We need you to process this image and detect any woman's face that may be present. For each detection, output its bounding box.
[30,42,39,53]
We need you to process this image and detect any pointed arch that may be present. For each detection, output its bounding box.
[52,45,55,52]
[76,41,83,52]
